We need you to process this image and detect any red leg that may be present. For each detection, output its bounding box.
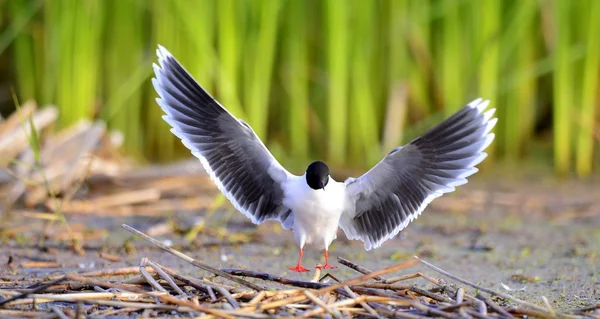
[289,249,310,272]
[315,250,337,269]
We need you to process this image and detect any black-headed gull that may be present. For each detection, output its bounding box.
[152,45,497,272]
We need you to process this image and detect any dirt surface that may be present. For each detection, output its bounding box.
[1,174,599,312]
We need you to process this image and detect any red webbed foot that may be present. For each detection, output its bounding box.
[315,263,337,269]
[289,248,310,272]
[289,264,310,272]
[316,250,336,269]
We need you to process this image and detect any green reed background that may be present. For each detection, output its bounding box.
[1,0,599,177]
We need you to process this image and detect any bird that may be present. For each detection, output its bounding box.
[152,45,497,272]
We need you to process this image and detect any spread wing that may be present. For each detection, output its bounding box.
[340,99,497,250]
[152,45,295,229]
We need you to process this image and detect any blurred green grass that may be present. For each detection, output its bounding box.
[1,0,599,176]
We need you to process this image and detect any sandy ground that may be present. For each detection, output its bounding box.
[1,175,599,312]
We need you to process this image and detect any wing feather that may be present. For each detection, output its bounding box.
[153,45,294,228]
[341,99,496,250]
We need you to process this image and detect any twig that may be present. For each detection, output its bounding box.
[121,223,263,291]
[214,286,239,309]
[64,274,236,319]
[144,259,186,296]
[472,297,487,316]
[51,306,70,319]
[337,256,386,281]
[465,309,489,319]
[221,269,328,289]
[320,272,341,283]
[409,286,454,303]
[542,296,556,317]
[507,307,557,319]
[302,296,396,317]
[156,263,241,296]
[476,293,515,319]
[156,266,211,295]
[48,266,151,280]
[207,286,217,301]
[0,276,67,307]
[139,258,166,292]
[310,268,321,282]
[385,273,422,284]
[252,259,417,311]
[316,259,419,295]
[455,288,464,303]
[568,303,600,314]
[89,307,141,318]
[383,310,431,319]
[415,256,551,313]
[343,286,381,319]
[247,291,266,305]
[75,301,83,319]
[355,282,410,290]
[2,295,189,311]
[222,268,390,300]
[410,301,457,319]
[303,290,336,317]
[439,302,471,312]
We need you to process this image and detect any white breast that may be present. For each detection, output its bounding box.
[282,175,347,250]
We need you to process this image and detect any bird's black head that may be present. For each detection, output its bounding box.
[306,161,330,191]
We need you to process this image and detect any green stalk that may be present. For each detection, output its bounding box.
[498,0,538,159]
[553,0,573,176]
[575,0,600,177]
[383,0,409,151]
[148,0,178,161]
[504,34,536,160]
[50,0,75,126]
[474,0,501,159]
[173,0,215,92]
[41,0,59,105]
[441,0,464,114]
[217,0,244,118]
[103,0,144,155]
[284,0,309,160]
[8,0,39,101]
[244,0,281,140]
[349,0,379,167]
[407,0,431,117]
[325,0,349,165]
[516,30,537,158]
[45,0,103,127]
[71,0,104,123]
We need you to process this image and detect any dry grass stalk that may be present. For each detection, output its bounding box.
[121,224,263,291]
[1,249,596,318]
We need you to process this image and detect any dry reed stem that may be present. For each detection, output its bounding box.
[65,274,235,319]
[476,293,515,318]
[342,286,381,318]
[1,253,594,318]
[337,256,386,281]
[302,295,396,317]
[143,259,185,296]
[415,256,585,319]
[303,290,336,317]
[0,276,67,307]
[121,224,263,291]
[48,266,154,280]
[315,258,419,295]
